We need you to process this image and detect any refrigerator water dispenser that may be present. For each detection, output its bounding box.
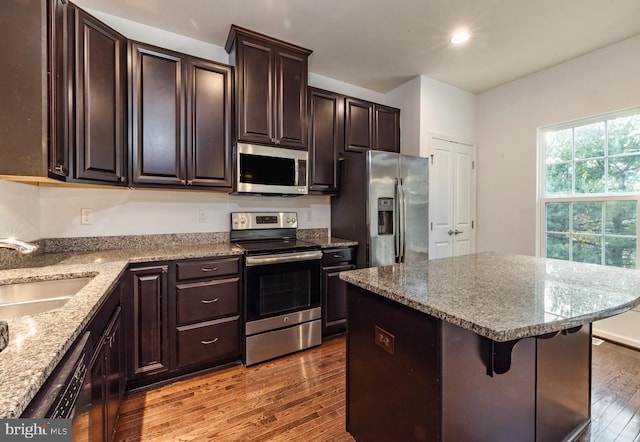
[378,198,394,235]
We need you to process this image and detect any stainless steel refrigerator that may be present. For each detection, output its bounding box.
[331,150,429,268]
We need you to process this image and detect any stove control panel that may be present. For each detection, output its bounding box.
[231,212,298,230]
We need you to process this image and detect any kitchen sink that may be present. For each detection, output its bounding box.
[0,277,92,319]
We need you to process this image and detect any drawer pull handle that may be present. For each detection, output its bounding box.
[201,267,218,272]
[333,254,343,258]
[201,298,219,304]
[201,338,219,345]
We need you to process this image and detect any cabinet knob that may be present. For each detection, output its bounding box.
[180,180,186,185]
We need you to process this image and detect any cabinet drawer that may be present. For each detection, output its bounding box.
[322,248,355,266]
[176,317,240,367]
[176,278,239,325]
[176,257,240,281]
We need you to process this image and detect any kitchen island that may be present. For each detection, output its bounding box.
[339,252,640,442]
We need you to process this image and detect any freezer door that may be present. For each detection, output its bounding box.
[399,154,429,263]
[368,151,399,267]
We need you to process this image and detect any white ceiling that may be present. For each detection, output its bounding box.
[74,0,640,94]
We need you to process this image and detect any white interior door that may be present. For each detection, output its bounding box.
[429,136,476,259]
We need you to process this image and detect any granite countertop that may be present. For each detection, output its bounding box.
[340,251,640,342]
[0,234,357,418]
[0,242,243,419]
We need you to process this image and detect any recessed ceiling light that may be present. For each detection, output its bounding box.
[450,31,470,45]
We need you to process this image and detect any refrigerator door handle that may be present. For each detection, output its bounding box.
[395,178,401,262]
[399,178,406,263]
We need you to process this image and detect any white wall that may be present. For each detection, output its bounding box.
[476,35,640,256]
[385,75,477,158]
[0,181,40,242]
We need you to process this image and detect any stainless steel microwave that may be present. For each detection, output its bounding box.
[235,143,308,195]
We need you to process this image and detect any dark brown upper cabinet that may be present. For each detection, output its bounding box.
[344,97,374,153]
[308,87,344,194]
[225,25,312,150]
[0,1,128,185]
[344,97,400,154]
[129,41,233,189]
[69,6,128,184]
[1,0,58,178]
[373,103,401,153]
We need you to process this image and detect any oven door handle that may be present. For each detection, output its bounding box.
[245,250,322,266]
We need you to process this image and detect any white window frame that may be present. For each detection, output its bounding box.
[537,106,640,268]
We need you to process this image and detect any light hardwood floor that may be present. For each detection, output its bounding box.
[115,336,640,442]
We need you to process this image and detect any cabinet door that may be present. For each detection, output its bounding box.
[275,48,308,149]
[48,0,70,178]
[373,104,400,153]
[105,307,122,442]
[235,36,274,145]
[130,42,186,186]
[322,264,355,336]
[185,57,233,188]
[127,265,170,379]
[308,87,343,193]
[89,340,107,442]
[73,8,127,184]
[345,97,373,152]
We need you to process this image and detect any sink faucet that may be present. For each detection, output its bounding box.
[0,238,39,254]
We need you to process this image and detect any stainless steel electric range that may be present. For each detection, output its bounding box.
[231,212,322,366]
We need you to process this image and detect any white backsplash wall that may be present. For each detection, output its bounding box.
[38,185,330,238]
[0,181,40,242]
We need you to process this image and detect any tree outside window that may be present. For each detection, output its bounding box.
[541,111,640,268]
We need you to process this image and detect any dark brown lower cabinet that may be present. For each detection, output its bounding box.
[125,265,170,387]
[322,247,356,336]
[90,306,123,442]
[126,257,241,389]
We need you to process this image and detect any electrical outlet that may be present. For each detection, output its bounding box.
[80,208,93,225]
[198,209,207,223]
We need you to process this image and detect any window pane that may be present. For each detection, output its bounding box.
[605,237,637,268]
[575,122,605,159]
[572,235,602,264]
[546,202,570,232]
[608,114,640,156]
[607,154,640,193]
[575,159,605,194]
[546,163,572,195]
[605,200,637,235]
[545,129,573,163]
[573,201,602,233]
[546,234,570,260]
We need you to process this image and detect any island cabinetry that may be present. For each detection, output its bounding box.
[346,283,591,442]
[129,41,233,189]
[173,257,241,369]
[308,87,344,194]
[226,25,312,150]
[344,98,400,154]
[125,264,170,385]
[321,247,355,336]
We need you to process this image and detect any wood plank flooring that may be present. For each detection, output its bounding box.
[115,336,640,442]
[114,336,353,442]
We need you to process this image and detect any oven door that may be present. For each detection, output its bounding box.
[245,250,322,322]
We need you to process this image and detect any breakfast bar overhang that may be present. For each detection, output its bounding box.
[340,252,640,442]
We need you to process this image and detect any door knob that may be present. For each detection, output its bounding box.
[448,229,454,236]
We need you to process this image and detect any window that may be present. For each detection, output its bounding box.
[540,109,640,268]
